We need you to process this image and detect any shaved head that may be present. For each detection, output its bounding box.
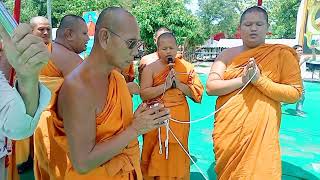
[92,7,140,70]
[30,16,49,29]
[58,15,85,30]
[30,16,51,44]
[57,15,86,37]
[95,7,135,35]
[154,27,170,38]
[55,14,89,54]
[157,32,176,47]
[153,27,170,45]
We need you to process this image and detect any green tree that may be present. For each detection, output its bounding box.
[197,0,301,39]
[51,0,132,27]
[3,0,131,26]
[197,0,258,38]
[3,0,44,23]
[132,0,207,53]
[3,0,206,52]
[268,0,301,38]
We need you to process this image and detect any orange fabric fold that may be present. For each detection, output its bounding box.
[213,44,302,180]
[34,70,141,180]
[40,43,63,77]
[122,63,135,82]
[141,58,203,179]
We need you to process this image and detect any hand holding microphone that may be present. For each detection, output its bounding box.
[167,56,176,88]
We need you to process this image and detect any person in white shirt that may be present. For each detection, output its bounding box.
[292,44,315,117]
[0,23,50,179]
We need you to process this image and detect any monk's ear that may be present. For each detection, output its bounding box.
[64,28,73,41]
[98,28,110,50]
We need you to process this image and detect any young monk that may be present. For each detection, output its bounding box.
[140,32,204,180]
[206,6,303,179]
[34,7,170,179]
[33,14,89,180]
[139,27,170,67]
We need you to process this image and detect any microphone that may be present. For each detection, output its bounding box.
[167,56,176,88]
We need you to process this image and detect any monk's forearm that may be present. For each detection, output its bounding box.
[176,82,193,99]
[73,126,138,174]
[206,77,244,96]
[253,76,302,103]
[140,84,167,101]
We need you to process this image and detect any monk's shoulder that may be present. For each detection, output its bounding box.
[140,53,157,65]
[52,45,82,75]
[145,60,158,71]
[216,47,242,64]
[140,54,152,64]
[278,46,298,63]
[60,71,87,102]
[177,58,192,67]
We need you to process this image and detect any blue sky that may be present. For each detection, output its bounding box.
[185,0,199,14]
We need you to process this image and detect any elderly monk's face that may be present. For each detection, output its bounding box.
[71,20,89,54]
[157,37,178,62]
[240,11,268,48]
[32,21,51,45]
[109,17,140,70]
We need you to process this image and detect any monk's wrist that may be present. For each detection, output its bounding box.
[252,75,264,86]
[128,124,139,137]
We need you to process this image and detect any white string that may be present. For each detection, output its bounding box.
[152,59,258,180]
[166,63,258,124]
[168,127,209,180]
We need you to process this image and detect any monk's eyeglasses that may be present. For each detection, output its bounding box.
[106,28,143,49]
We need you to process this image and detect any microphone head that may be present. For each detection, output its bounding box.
[167,56,174,64]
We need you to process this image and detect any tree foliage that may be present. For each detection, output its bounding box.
[3,0,207,52]
[132,0,207,53]
[268,0,301,38]
[197,0,301,39]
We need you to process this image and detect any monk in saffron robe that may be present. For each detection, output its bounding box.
[140,32,204,180]
[138,27,171,82]
[34,7,170,180]
[87,14,96,37]
[206,6,303,179]
[32,15,89,180]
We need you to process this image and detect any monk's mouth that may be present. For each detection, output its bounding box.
[250,34,258,38]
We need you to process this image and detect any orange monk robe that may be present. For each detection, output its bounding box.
[34,70,142,180]
[213,44,302,179]
[139,53,182,82]
[141,58,203,180]
[87,21,95,36]
[33,75,63,180]
[33,72,64,180]
[122,62,135,82]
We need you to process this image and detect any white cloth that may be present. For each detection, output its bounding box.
[0,71,51,158]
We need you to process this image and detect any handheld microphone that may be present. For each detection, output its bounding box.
[167,56,176,88]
